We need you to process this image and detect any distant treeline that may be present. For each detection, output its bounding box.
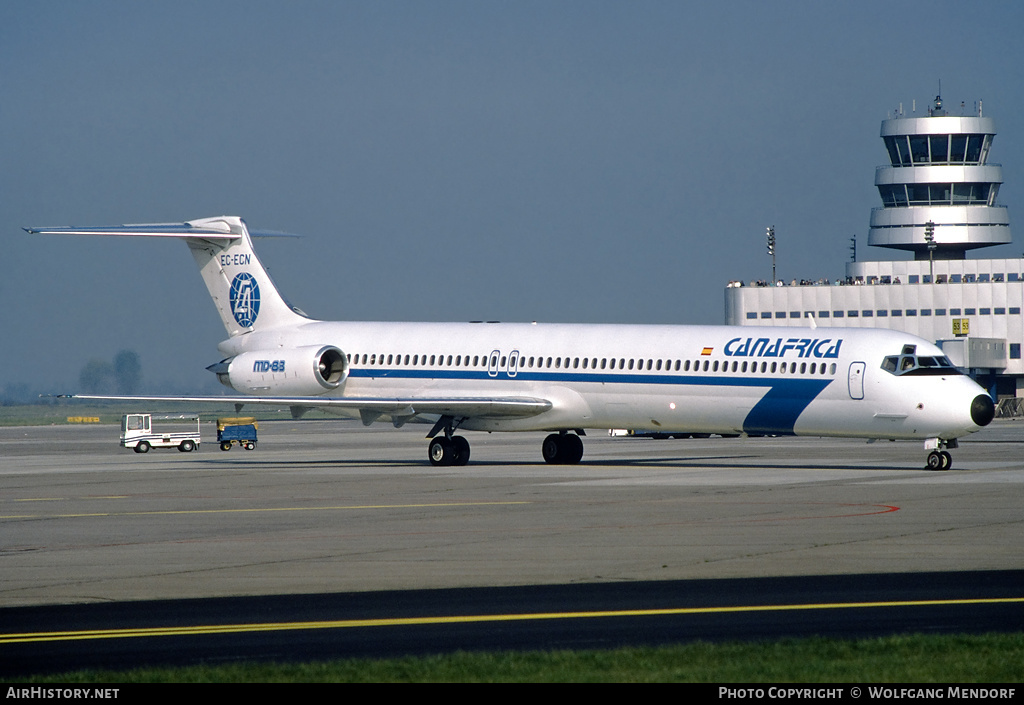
[2,348,222,405]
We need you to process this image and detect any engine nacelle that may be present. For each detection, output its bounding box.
[212,345,348,396]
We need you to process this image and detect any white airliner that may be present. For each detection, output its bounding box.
[28,216,995,469]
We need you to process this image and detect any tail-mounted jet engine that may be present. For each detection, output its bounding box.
[208,345,348,395]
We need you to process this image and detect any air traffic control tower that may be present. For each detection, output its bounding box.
[871,95,1009,258]
[726,95,1023,403]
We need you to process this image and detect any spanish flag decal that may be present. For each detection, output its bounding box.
[701,347,713,356]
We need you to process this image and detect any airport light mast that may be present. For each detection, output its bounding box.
[924,220,936,281]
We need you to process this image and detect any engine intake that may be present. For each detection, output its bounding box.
[211,345,348,395]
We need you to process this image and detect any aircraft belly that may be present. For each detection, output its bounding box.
[598,384,755,433]
[792,399,920,439]
[342,377,791,434]
[467,382,762,433]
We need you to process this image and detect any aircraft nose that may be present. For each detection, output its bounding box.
[971,394,995,427]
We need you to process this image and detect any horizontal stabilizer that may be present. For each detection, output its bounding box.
[24,221,240,240]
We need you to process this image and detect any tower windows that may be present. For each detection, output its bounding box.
[884,134,991,166]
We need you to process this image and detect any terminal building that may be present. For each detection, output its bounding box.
[725,95,1022,404]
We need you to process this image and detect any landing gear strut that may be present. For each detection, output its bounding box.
[426,415,470,466]
[925,438,957,471]
[542,432,584,465]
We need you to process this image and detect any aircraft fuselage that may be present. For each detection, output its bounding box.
[218,320,989,442]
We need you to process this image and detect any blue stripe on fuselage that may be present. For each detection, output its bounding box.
[738,379,833,435]
[346,368,833,435]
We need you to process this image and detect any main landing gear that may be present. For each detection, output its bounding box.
[428,435,471,466]
[925,438,957,471]
[425,417,586,466]
[426,415,471,466]
[541,432,584,465]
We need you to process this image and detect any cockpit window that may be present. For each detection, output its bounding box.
[881,353,960,376]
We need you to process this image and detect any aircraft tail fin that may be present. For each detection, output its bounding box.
[26,216,311,337]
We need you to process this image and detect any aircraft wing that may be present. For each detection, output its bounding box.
[59,394,552,423]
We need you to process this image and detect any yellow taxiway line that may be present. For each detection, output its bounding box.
[3,597,1022,644]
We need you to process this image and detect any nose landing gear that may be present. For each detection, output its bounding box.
[924,438,957,471]
[926,450,952,470]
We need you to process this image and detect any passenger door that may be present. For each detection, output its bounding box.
[848,362,865,400]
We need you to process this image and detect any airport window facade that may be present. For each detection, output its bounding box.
[884,133,990,167]
[877,182,997,207]
[742,305,1023,323]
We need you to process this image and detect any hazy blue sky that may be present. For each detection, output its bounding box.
[4,1,1024,394]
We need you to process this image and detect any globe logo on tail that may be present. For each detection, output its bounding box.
[229,273,260,328]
